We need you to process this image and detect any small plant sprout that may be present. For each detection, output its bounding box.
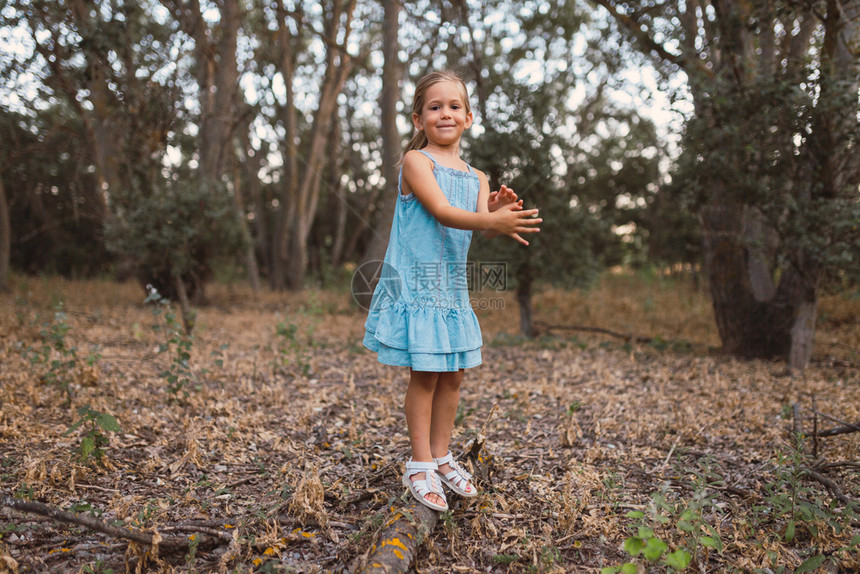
[63,405,121,464]
[146,285,196,396]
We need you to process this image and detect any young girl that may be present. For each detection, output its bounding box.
[363,70,541,511]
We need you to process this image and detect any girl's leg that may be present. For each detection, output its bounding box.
[430,369,475,495]
[404,369,444,506]
[429,369,463,459]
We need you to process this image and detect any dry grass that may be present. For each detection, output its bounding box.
[0,272,858,573]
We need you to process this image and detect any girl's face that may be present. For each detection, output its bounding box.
[413,80,473,148]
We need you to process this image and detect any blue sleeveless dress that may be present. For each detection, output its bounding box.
[363,150,483,371]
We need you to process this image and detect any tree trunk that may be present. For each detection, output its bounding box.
[356,0,402,306]
[181,0,240,185]
[702,199,824,367]
[271,0,301,291]
[0,174,10,293]
[173,275,195,334]
[516,263,535,337]
[232,147,261,292]
[282,0,356,291]
[239,123,270,279]
[328,118,348,268]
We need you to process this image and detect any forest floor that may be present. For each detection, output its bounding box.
[1,272,859,573]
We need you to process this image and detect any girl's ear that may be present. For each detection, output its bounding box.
[412,112,424,131]
[464,111,474,129]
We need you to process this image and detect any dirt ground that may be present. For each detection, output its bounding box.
[1,273,858,573]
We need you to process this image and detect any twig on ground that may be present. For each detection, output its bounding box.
[159,524,233,542]
[76,483,120,493]
[814,409,860,437]
[1,495,229,550]
[536,322,654,344]
[655,436,680,473]
[802,468,855,506]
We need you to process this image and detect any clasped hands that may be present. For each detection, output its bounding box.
[488,185,541,245]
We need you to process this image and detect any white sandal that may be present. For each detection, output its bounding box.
[402,460,448,511]
[434,452,477,498]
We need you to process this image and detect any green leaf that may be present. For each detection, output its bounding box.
[625,511,645,519]
[665,549,692,570]
[642,537,667,561]
[638,526,654,539]
[63,418,85,436]
[79,437,96,460]
[677,519,694,533]
[599,568,619,574]
[96,413,121,433]
[849,535,860,548]
[700,536,719,549]
[784,519,795,542]
[620,563,638,574]
[794,555,825,573]
[624,536,645,556]
[679,509,697,522]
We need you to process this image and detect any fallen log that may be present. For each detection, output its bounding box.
[356,498,439,574]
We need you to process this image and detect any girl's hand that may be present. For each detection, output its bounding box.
[490,202,541,245]
[488,185,519,212]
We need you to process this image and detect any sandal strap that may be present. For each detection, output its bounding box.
[436,454,473,485]
[412,475,445,499]
[405,460,438,476]
[435,452,455,466]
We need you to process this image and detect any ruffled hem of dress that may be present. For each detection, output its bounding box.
[364,298,483,353]
[363,332,482,371]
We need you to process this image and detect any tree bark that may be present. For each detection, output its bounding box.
[356,0,402,306]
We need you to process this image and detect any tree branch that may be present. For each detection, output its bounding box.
[591,0,715,79]
[0,495,230,549]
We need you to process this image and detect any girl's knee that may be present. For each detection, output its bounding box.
[409,370,439,390]
[438,371,463,390]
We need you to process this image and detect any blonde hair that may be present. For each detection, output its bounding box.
[402,70,472,158]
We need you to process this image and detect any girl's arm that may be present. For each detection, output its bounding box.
[402,151,541,245]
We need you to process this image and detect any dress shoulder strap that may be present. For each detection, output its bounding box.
[417,149,438,165]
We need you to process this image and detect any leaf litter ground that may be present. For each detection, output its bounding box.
[1,274,858,573]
